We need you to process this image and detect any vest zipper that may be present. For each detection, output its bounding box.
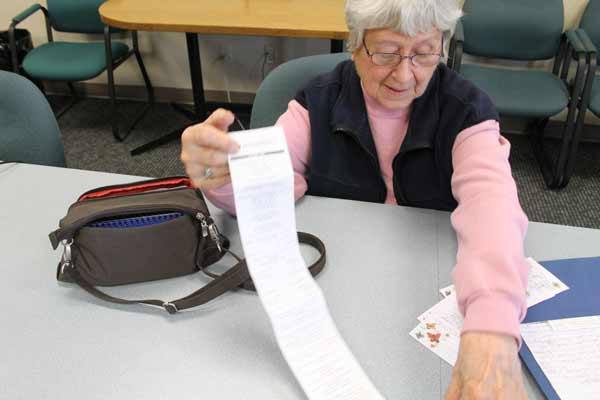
[336,128,387,201]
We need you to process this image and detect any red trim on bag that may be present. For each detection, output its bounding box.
[78,178,192,201]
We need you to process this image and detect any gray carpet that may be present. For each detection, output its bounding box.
[51,96,600,229]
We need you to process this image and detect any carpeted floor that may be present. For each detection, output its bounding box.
[51,96,600,229]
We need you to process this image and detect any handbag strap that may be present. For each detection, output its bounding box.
[61,232,326,314]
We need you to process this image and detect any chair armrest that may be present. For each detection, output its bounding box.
[556,29,586,81]
[575,28,597,114]
[565,29,587,55]
[576,28,598,61]
[9,3,52,73]
[448,19,464,72]
[12,4,43,25]
[454,19,464,43]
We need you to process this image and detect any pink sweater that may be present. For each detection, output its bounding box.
[205,91,529,341]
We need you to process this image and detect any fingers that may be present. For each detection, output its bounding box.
[205,108,236,132]
[193,173,232,190]
[182,122,239,155]
[180,109,241,191]
[444,370,461,400]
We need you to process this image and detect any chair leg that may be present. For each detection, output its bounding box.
[530,118,563,189]
[561,56,597,188]
[116,31,155,135]
[56,82,79,119]
[104,26,123,142]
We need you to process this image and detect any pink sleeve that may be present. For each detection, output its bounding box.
[450,120,529,343]
[202,100,311,215]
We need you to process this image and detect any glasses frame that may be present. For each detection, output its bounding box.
[362,36,445,68]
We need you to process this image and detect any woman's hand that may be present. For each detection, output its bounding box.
[180,108,240,190]
[445,332,528,400]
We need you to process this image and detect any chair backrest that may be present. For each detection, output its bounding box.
[250,53,351,129]
[462,0,563,60]
[580,0,600,51]
[0,71,66,167]
[47,0,107,34]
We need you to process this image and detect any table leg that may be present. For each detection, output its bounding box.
[130,33,207,156]
[131,33,252,156]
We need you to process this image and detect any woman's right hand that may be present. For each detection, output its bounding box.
[180,108,240,190]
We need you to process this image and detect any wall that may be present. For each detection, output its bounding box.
[0,0,331,95]
[0,0,593,97]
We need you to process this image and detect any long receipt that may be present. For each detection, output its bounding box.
[228,127,385,400]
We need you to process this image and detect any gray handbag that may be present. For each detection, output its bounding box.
[49,176,326,314]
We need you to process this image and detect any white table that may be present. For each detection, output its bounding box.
[1,163,598,399]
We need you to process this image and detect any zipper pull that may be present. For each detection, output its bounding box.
[196,212,209,237]
[60,239,74,275]
[208,223,223,252]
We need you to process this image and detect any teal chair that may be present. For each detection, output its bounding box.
[250,53,351,128]
[449,0,588,189]
[564,0,600,186]
[0,71,65,167]
[8,0,154,142]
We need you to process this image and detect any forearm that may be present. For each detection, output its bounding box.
[450,120,529,342]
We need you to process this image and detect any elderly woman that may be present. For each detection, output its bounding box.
[181,0,529,398]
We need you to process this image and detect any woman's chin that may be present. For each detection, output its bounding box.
[378,96,413,110]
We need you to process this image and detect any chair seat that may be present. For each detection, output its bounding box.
[22,41,129,82]
[461,64,569,118]
[589,76,600,117]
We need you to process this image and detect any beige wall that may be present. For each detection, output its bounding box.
[0,0,592,94]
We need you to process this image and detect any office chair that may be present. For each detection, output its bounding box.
[8,0,154,142]
[562,0,600,186]
[250,53,351,128]
[0,70,66,167]
[449,0,588,188]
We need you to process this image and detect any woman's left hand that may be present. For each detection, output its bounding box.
[445,332,528,400]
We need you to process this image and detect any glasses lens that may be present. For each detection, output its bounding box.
[412,54,441,67]
[372,53,400,66]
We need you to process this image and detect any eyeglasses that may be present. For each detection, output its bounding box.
[362,37,444,68]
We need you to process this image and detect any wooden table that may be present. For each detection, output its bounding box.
[99,0,348,155]
[100,0,348,39]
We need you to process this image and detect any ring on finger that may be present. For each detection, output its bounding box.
[203,167,214,179]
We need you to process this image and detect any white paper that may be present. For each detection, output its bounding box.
[228,127,384,400]
[525,257,569,307]
[439,284,455,298]
[413,257,570,365]
[409,319,460,365]
[521,316,600,400]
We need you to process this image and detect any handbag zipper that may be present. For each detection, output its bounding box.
[51,205,210,249]
[195,212,223,252]
[55,209,223,264]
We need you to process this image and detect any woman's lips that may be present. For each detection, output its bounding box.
[385,84,410,95]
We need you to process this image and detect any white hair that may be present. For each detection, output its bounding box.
[345,0,463,51]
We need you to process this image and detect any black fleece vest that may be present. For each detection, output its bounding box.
[295,60,499,211]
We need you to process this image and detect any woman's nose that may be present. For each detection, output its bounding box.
[390,58,415,83]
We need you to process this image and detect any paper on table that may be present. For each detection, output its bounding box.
[521,316,600,400]
[438,258,569,305]
[409,319,460,365]
[228,127,385,400]
[439,284,455,298]
[415,257,570,365]
[524,257,569,308]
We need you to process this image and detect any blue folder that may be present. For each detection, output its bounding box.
[519,256,600,400]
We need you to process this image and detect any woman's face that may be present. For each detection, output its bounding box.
[353,28,443,110]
